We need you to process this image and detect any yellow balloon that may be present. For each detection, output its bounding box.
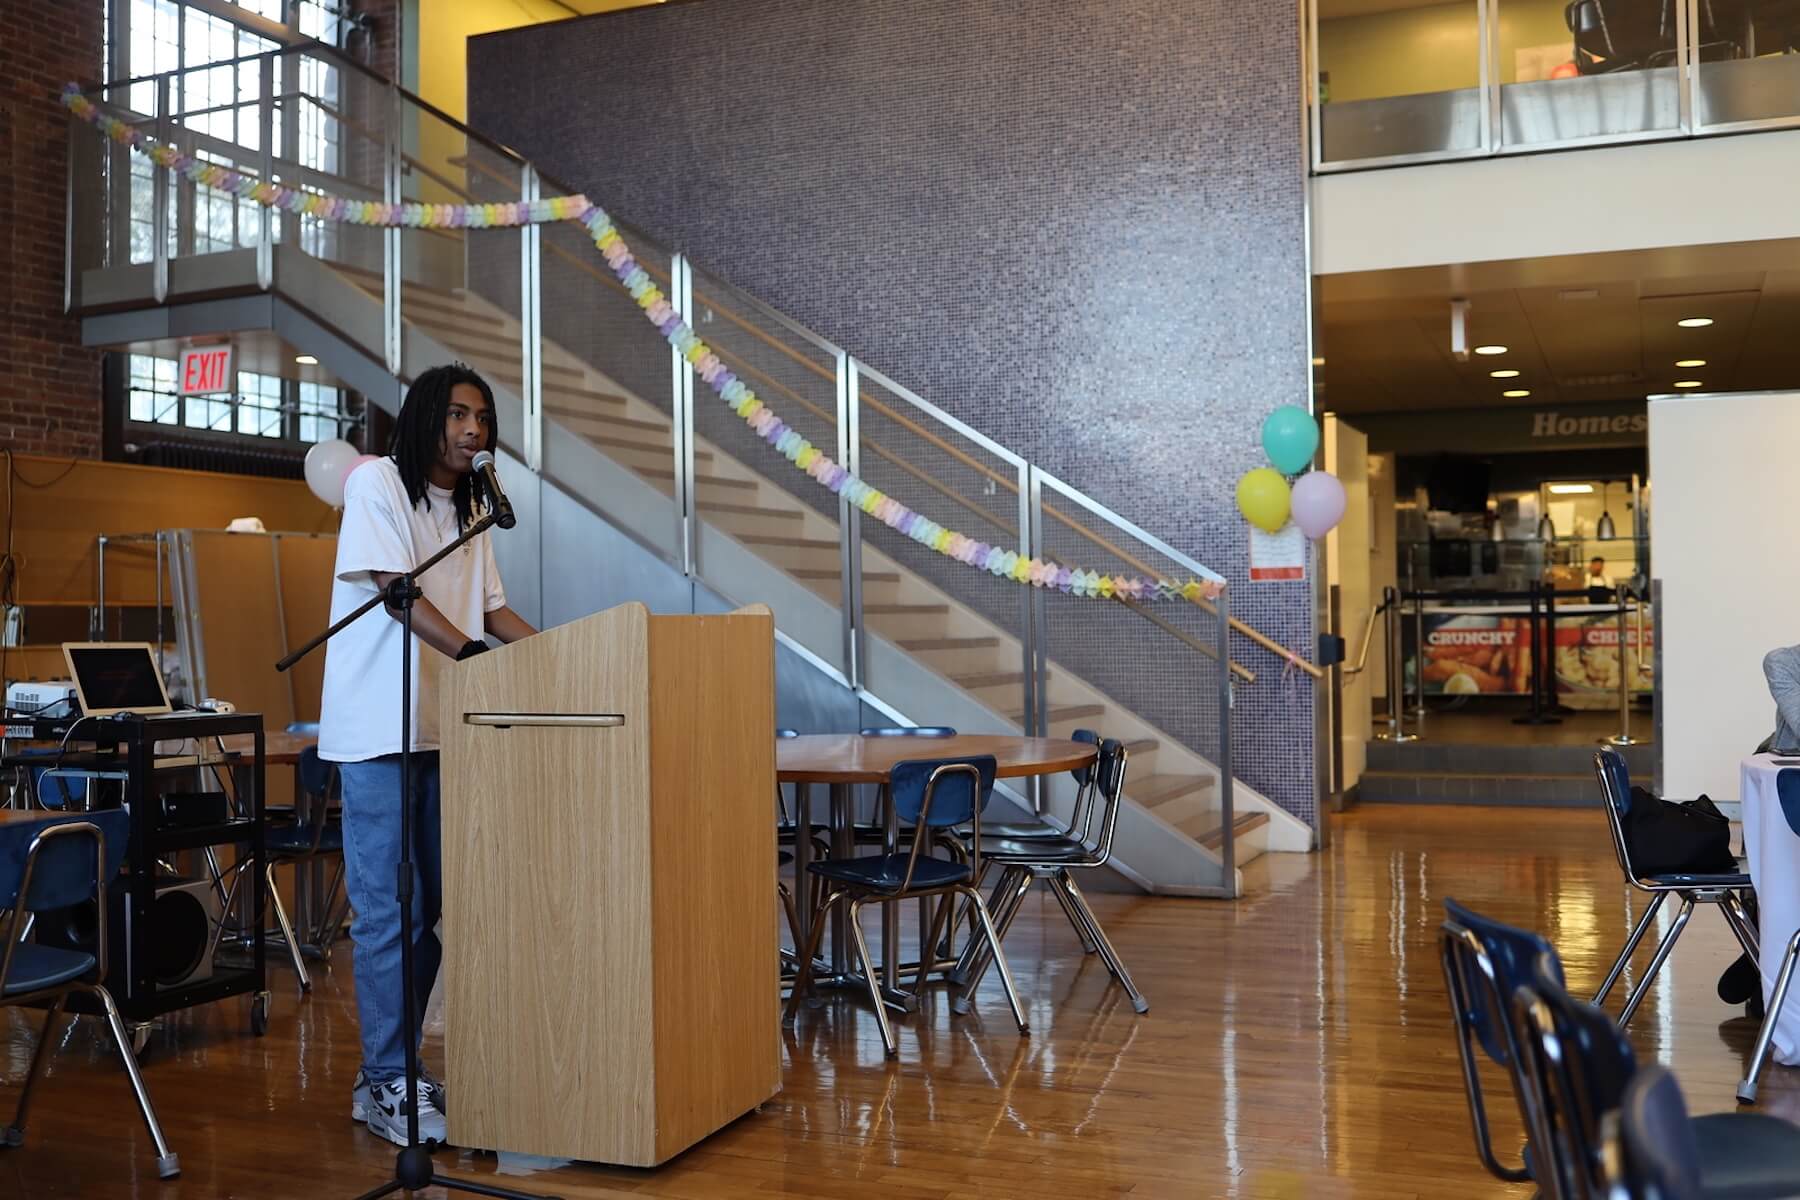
[1236,467,1292,533]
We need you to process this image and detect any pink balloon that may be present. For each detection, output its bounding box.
[1291,470,1347,539]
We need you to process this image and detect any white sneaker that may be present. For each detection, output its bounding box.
[363,1076,448,1148]
[352,1068,445,1122]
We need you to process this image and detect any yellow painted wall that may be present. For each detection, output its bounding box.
[417,0,660,125]
[1319,0,1571,103]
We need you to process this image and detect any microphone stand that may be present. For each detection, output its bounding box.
[279,507,556,1200]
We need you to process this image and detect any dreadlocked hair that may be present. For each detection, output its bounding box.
[389,363,498,530]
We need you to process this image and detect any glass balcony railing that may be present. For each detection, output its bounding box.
[1311,0,1800,170]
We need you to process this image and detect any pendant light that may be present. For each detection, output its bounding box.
[1537,513,1556,544]
[1595,481,1617,541]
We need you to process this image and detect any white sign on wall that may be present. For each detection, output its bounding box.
[1249,523,1306,583]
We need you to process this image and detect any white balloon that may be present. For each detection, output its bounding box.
[304,438,360,508]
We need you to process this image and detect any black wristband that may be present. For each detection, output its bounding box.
[456,639,491,661]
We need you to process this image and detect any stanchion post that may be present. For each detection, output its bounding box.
[1515,580,1562,726]
[1602,582,1640,747]
[1376,586,1416,744]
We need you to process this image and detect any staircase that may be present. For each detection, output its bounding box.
[63,45,1315,895]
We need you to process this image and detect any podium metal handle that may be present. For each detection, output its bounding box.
[462,713,626,729]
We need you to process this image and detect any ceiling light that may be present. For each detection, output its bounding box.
[1675,358,1706,368]
[1502,389,1531,398]
[1490,369,1520,379]
[1674,380,1704,388]
[1549,483,1595,495]
[1474,345,1508,356]
[294,354,318,365]
[1311,356,1324,366]
[1677,317,1713,328]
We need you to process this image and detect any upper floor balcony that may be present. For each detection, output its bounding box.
[1310,0,1800,171]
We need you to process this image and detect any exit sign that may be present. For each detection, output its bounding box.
[179,345,235,395]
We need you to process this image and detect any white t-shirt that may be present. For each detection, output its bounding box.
[318,457,505,762]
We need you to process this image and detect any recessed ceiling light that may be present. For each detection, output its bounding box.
[1502,389,1531,398]
[1677,317,1713,328]
[1674,380,1704,388]
[1548,483,1595,495]
[1490,369,1521,379]
[1675,358,1706,368]
[294,354,318,365]
[1475,345,1508,356]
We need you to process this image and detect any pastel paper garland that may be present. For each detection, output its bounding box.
[64,84,1223,605]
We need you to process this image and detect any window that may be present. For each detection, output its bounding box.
[126,353,350,446]
[119,0,349,264]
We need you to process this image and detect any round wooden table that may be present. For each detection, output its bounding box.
[776,733,1095,784]
[776,733,1097,996]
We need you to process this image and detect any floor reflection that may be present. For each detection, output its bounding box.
[0,804,1786,1197]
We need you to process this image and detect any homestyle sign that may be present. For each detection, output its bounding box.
[1353,400,1647,455]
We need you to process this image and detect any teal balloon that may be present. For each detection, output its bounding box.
[1262,406,1320,475]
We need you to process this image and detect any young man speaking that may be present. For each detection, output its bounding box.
[319,363,536,1146]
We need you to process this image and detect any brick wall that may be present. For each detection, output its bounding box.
[0,0,104,458]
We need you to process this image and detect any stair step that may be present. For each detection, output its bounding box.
[1005,703,1106,724]
[900,636,1000,652]
[1194,811,1271,852]
[952,671,1025,689]
[1358,768,1599,808]
[795,567,898,583]
[738,534,839,551]
[547,407,668,436]
[864,603,950,616]
[703,501,804,521]
[587,434,712,463]
[1122,737,1158,758]
[1134,773,1213,807]
[637,467,757,491]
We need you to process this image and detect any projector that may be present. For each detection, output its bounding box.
[6,680,78,715]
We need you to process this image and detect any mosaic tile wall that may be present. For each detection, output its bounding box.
[469,0,1317,824]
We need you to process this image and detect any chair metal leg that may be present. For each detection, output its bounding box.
[777,881,803,954]
[959,886,1029,1037]
[950,866,1031,1006]
[913,889,959,998]
[1594,890,1667,1006]
[1739,929,1800,1104]
[1617,895,1695,1028]
[1,994,67,1148]
[846,899,898,1058]
[783,888,837,1028]
[91,984,179,1179]
[1049,872,1100,954]
[1721,895,1761,963]
[266,861,311,992]
[1058,874,1149,1014]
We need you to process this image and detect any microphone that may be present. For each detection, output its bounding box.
[470,450,517,529]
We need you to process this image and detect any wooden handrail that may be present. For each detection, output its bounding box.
[425,150,1311,678]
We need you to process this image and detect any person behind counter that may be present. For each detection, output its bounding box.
[1585,557,1613,602]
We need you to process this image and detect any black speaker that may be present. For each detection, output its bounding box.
[35,876,217,991]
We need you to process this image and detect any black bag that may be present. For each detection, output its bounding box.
[1625,785,1737,876]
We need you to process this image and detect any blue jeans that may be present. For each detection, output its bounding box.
[338,752,442,1086]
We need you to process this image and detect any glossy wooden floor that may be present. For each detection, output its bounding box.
[3,805,1792,1198]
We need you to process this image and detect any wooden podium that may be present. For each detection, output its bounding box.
[438,602,780,1166]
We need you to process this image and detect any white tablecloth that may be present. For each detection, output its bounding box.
[1741,753,1800,1064]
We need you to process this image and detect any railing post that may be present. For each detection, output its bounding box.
[151,73,169,304]
[519,164,543,473]
[838,354,864,690]
[382,82,402,377]
[670,252,696,578]
[1679,0,1697,133]
[256,54,274,290]
[1217,583,1236,898]
[1016,461,1037,741]
[1478,0,1497,153]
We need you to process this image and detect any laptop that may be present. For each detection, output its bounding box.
[61,642,176,717]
